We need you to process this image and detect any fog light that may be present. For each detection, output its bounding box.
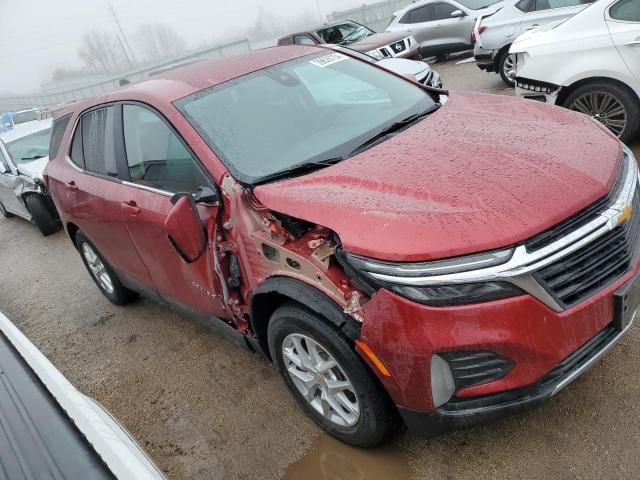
[431,354,456,408]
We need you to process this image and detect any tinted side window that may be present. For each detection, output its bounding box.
[515,0,534,12]
[49,115,71,160]
[432,3,457,20]
[610,0,640,21]
[408,5,434,23]
[81,107,118,177]
[123,105,209,194]
[294,35,316,45]
[70,121,85,169]
[535,0,594,10]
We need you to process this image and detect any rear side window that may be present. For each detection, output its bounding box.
[515,0,534,12]
[294,35,316,45]
[610,0,640,21]
[534,0,594,10]
[49,115,71,160]
[122,104,209,194]
[81,107,118,177]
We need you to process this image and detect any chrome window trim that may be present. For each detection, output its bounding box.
[121,181,173,198]
[367,149,639,312]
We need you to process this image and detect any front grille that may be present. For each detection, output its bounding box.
[527,159,627,252]
[535,192,640,309]
[390,41,406,54]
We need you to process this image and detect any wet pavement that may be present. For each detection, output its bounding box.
[1,58,640,480]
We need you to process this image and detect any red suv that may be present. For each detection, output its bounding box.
[46,46,639,447]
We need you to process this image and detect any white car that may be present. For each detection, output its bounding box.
[473,0,596,86]
[387,0,504,58]
[511,0,640,142]
[0,119,61,235]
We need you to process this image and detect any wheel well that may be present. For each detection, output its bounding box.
[250,277,361,361]
[66,222,79,246]
[557,77,640,107]
[494,44,511,70]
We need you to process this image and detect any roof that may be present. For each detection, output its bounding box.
[0,118,52,143]
[55,46,324,117]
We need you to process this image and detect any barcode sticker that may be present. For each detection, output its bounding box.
[309,53,347,68]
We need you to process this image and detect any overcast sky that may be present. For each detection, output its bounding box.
[0,0,374,95]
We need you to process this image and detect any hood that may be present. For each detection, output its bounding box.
[17,156,48,180]
[254,92,622,262]
[377,58,430,78]
[350,32,408,51]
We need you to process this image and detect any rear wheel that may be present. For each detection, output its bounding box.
[563,82,640,144]
[24,194,59,236]
[268,303,395,447]
[498,49,516,87]
[75,232,138,305]
[0,202,14,218]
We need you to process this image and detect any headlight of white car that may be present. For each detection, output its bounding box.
[367,49,384,60]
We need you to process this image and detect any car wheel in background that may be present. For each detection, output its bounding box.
[498,50,516,87]
[268,302,396,447]
[24,194,60,236]
[75,232,138,305]
[0,202,14,218]
[563,82,640,144]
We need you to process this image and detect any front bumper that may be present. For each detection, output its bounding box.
[515,77,561,104]
[398,317,634,436]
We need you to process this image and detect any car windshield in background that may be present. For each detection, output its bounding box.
[316,23,373,45]
[6,129,52,165]
[457,0,502,9]
[14,111,38,125]
[176,52,436,184]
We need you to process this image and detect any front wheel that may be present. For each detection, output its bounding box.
[498,50,516,87]
[268,303,395,447]
[75,232,138,305]
[563,82,640,144]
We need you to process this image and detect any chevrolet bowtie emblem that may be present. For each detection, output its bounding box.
[617,203,633,225]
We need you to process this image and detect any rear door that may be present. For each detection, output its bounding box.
[61,106,153,288]
[607,0,640,82]
[117,103,227,318]
[0,144,28,217]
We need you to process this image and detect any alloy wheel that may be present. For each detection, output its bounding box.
[503,54,516,83]
[82,243,115,295]
[569,91,627,138]
[282,333,360,427]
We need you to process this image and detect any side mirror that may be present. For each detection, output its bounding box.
[193,186,219,205]
[164,193,207,263]
[451,9,466,18]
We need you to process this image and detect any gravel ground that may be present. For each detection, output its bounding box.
[1,58,639,480]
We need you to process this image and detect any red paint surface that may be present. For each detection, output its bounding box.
[255,92,622,261]
[359,258,639,412]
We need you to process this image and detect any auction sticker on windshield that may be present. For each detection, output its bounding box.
[310,53,347,68]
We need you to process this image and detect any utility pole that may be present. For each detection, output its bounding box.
[106,0,137,68]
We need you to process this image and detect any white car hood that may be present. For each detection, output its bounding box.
[17,156,48,180]
[378,58,430,77]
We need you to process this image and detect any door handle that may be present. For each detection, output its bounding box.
[121,201,141,216]
[626,40,640,47]
[66,181,78,192]
[526,24,540,31]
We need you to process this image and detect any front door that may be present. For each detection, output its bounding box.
[607,0,640,82]
[0,145,29,217]
[117,103,228,319]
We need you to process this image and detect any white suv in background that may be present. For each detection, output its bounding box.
[511,0,640,143]
[473,0,595,86]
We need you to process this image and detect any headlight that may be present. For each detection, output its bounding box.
[342,249,525,306]
[366,49,384,60]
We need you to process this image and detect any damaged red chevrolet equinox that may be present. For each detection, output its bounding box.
[46,46,639,447]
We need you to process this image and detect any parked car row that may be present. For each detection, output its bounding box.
[8,42,630,448]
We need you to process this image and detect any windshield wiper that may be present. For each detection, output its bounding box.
[20,155,45,161]
[348,105,439,158]
[255,157,345,184]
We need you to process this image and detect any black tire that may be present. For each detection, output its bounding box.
[268,302,395,447]
[498,48,515,87]
[0,201,14,218]
[75,232,138,305]
[563,81,640,144]
[24,194,60,236]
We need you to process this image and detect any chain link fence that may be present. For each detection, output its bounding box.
[0,39,251,113]
[327,0,413,33]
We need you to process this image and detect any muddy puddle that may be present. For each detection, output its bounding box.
[283,434,411,480]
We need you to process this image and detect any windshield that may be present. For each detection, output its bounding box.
[316,23,374,46]
[5,129,52,165]
[456,0,501,9]
[14,110,38,125]
[176,52,436,184]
